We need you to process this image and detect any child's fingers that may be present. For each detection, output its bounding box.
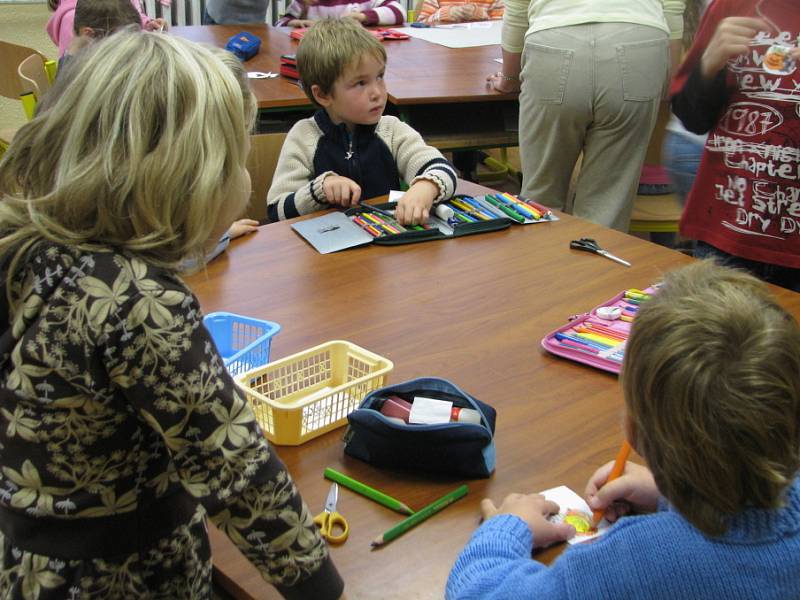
[588,475,636,510]
[583,460,616,498]
[349,183,362,206]
[480,498,498,521]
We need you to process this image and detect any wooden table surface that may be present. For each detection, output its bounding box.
[183,182,800,599]
[170,25,516,108]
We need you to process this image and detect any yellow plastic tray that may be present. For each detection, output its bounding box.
[235,340,393,445]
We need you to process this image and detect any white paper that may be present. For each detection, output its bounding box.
[409,396,453,424]
[388,190,405,204]
[398,20,502,48]
[540,485,609,545]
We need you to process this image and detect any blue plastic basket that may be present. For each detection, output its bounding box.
[203,312,281,376]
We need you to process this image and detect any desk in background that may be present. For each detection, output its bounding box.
[184,181,800,599]
[170,25,518,151]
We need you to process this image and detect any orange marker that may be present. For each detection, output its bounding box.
[592,440,632,526]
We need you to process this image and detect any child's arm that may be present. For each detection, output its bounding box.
[380,116,457,219]
[416,0,441,24]
[108,274,343,598]
[584,461,660,523]
[360,0,405,25]
[669,6,765,135]
[266,121,336,221]
[275,0,306,26]
[445,494,575,599]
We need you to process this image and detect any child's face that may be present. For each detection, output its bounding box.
[314,53,387,131]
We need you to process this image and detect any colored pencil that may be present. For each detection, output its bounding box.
[324,468,414,516]
[592,441,632,526]
[371,484,468,548]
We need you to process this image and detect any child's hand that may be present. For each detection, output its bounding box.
[227,219,259,239]
[481,493,576,549]
[395,180,437,225]
[323,175,361,207]
[288,19,315,27]
[700,17,767,79]
[347,11,367,23]
[145,18,168,32]
[585,461,659,523]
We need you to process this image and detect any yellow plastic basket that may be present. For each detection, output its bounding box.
[235,340,393,446]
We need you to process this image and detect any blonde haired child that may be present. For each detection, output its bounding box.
[0,32,342,598]
[267,18,456,224]
[447,260,800,599]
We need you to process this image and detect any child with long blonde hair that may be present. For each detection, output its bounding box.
[0,32,342,599]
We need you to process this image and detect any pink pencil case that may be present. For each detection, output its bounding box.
[541,287,657,374]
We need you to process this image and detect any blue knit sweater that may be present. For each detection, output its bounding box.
[447,478,800,599]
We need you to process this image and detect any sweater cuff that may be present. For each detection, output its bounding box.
[410,172,450,204]
[472,514,533,556]
[312,171,336,205]
[275,555,344,600]
[362,9,379,25]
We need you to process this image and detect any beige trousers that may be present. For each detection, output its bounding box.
[518,22,669,231]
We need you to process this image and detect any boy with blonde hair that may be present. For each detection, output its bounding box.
[447,260,800,599]
[267,18,456,225]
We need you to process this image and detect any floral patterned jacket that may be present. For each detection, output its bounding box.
[0,242,342,599]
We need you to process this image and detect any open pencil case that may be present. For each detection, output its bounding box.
[343,377,497,478]
[343,197,510,245]
[540,287,657,374]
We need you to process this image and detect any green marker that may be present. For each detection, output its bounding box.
[324,468,414,516]
[483,194,526,223]
[370,484,468,548]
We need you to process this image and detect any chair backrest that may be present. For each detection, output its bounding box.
[0,41,47,101]
[18,54,51,100]
[246,132,287,223]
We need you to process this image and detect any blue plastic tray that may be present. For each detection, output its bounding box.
[203,311,281,376]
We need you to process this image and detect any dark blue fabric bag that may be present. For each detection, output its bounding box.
[343,377,496,478]
[225,32,261,61]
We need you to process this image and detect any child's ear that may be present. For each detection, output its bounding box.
[311,84,332,108]
[78,26,97,38]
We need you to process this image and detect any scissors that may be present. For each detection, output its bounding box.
[569,238,631,267]
[247,71,279,79]
[313,483,349,544]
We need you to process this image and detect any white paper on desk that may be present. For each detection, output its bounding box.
[387,190,404,204]
[409,396,453,424]
[291,212,373,254]
[398,20,502,48]
[541,485,610,545]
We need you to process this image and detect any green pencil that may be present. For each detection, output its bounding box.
[370,484,468,548]
[324,468,414,516]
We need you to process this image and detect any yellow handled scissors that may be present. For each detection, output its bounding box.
[313,483,349,544]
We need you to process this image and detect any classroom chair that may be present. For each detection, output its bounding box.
[246,132,287,223]
[0,41,49,157]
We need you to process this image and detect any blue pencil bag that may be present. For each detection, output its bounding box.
[343,377,497,478]
[225,31,261,61]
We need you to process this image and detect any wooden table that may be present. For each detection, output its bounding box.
[184,181,800,599]
[170,25,518,149]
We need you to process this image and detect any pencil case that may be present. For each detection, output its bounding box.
[540,287,657,374]
[343,377,497,478]
[344,197,510,245]
[279,53,299,79]
[225,31,261,61]
[289,28,408,42]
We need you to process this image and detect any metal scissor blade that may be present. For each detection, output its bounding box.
[324,483,339,512]
[598,249,631,267]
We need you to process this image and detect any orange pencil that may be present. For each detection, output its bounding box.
[592,440,632,526]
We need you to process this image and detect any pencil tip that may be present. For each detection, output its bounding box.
[370,538,383,548]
